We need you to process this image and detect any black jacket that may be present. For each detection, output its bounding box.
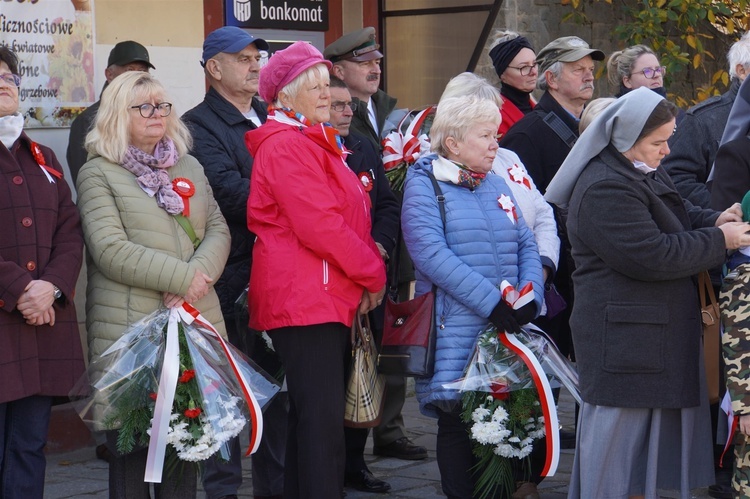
[66,100,100,186]
[663,78,741,209]
[182,88,267,315]
[711,136,750,211]
[344,132,399,256]
[498,91,579,194]
[351,89,397,151]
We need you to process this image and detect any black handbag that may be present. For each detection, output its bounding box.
[378,171,444,377]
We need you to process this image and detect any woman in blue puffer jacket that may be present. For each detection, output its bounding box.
[401,94,544,498]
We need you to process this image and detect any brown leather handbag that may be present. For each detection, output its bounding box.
[700,271,721,405]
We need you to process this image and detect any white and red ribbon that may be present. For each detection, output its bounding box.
[144,304,265,483]
[382,107,433,171]
[500,280,534,310]
[720,391,736,468]
[498,330,559,476]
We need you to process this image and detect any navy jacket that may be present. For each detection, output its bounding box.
[182,88,267,315]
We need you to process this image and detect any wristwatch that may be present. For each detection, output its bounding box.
[52,285,62,300]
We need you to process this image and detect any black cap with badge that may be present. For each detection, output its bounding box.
[107,40,155,70]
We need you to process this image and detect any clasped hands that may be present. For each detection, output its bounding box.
[717,203,750,249]
[162,270,213,309]
[17,280,57,326]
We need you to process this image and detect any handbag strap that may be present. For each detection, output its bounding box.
[425,170,445,296]
[699,270,717,308]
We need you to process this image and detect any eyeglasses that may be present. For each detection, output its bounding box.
[634,66,666,79]
[0,73,21,87]
[130,102,173,118]
[330,101,358,112]
[506,63,538,76]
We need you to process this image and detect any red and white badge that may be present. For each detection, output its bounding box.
[507,163,531,190]
[172,177,195,216]
[359,171,374,192]
[498,194,518,224]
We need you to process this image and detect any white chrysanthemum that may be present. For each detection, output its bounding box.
[492,406,509,423]
[471,407,491,423]
[508,436,521,443]
[471,422,504,445]
[494,443,514,458]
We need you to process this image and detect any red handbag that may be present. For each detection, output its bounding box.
[378,291,436,377]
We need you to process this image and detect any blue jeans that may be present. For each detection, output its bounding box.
[0,395,53,499]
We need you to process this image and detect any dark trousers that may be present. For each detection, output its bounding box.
[272,322,349,499]
[106,431,197,499]
[0,395,53,499]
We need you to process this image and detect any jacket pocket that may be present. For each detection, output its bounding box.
[602,303,667,374]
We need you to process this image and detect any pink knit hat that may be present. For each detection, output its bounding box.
[258,41,333,103]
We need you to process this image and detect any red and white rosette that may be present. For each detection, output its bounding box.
[144,304,264,483]
[497,194,518,224]
[172,177,195,217]
[507,163,532,190]
[359,171,374,192]
[498,280,559,476]
[30,141,62,183]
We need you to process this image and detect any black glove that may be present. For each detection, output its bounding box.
[488,300,521,334]
[513,301,537,326]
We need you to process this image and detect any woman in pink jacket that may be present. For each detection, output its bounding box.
[245,41,386,498]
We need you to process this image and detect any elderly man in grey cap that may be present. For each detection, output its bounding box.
[66,40,154,185]
[499,35,605,460]
[182,26,284,499]
[325,27,397,151]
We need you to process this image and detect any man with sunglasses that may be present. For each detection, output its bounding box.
[182,26,283,499]
[66,40,154,186]
[328,75,399,493]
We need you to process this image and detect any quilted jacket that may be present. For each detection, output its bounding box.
[402,154,544,418]
[76,154,230,374]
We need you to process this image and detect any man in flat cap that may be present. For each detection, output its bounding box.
[325,27,397,151]
[182,26,285,499]
[325,28,427,467]
[499,35,605,458]
[66,40,154,185]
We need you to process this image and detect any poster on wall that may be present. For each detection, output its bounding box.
[0,0,95,128]
[225,0,328,31]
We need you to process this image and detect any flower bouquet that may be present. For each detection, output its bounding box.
[444,289,578,498]
[71,305,280,483]
[381,106,435,191]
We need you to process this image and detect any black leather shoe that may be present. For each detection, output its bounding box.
[345,469,391,494]
[707,484,733,499]
[373,437,428,460]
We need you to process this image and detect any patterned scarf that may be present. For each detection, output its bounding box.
[269,106,346,155]
[120,138,184,215]
[0,113,24,149]
[432,155,486,190]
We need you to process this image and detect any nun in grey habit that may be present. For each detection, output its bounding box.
[545,87,750,499]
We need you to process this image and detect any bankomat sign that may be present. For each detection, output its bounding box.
[226,0,328,31]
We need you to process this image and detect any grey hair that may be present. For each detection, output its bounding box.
[440,72,502,108]
[728,32,750,79]
[430,95,500,157]
[274,63,329,108]
[488,30,521,51]
[607,45,657,87]
[538,61,563,91]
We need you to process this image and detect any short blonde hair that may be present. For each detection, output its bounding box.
[579,97,616,133]
[86,72,192,164]
[440,72,503,108]
[430,95,500,157]
[274,63,329,109]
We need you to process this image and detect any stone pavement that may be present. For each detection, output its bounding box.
[43,389,715,498]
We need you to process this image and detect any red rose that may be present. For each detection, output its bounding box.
[149,392,157,401]
[179,369,195,383]
[489,381,509,401]
[184,407,202,419]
